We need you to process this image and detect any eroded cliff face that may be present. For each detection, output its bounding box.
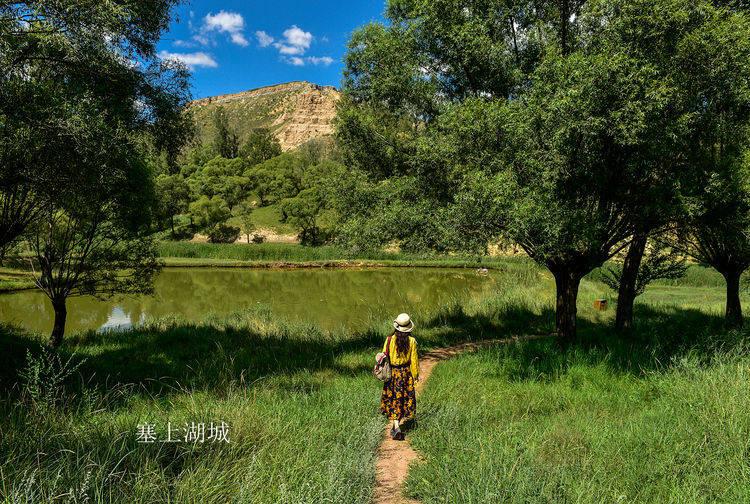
[189,81,340,151]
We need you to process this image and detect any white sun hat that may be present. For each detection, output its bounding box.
[393,313,414,332]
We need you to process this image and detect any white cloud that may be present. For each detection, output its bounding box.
[203,11,248,46]
[282,55,334,67]
[256,25,332,67]
[158,51,218,69]
[192,33,211,46]
[255,30,274,47]
[273,25,313,55]
[308,56,334,66]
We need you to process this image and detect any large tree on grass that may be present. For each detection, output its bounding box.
[337,0,750,341]
[0,1,191,261]
[2,1,191,346]
[671,166,750,328]
[155,173,190,235]
[27,116,161,348]
[493,50,669,341]
[581,0,750,331]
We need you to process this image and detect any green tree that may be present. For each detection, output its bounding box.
[601,241,687,302]
[155,173,190,235]
[337,0,750,341]
[278,160,347,245]
[233,199,255,244]
[25,120,161,348]
[245,153,307,207]
[671,168,750,327]
[281,189,325,245]
[239,128,281,165]
[213,107,239,159]
[0,1,191,262]
[189,195,231,230]
[2,1,190,345]
[578,0,750,331]
[186,156,250,210]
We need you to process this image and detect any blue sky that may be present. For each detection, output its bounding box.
[157,1,386,100]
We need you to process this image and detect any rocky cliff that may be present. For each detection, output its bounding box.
[188,81,340,151]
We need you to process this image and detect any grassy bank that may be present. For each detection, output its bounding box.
[0,268,35,292]
[0,259,548,503]
[157,241,518,268]
[405,306,750,503]
[1,256,749,502]
[0,311,386,504]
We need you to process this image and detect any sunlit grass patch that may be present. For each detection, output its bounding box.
[406,321,750,504]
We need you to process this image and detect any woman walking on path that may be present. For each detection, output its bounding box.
[380,313,419,440]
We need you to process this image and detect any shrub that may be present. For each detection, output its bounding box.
[169,226,195,241]
[207,223,240,244]
[251,233,266,244]
[19,347,85,411]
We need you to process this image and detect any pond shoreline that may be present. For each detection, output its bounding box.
[160,258,502,270]
[0,285,37,294]
[0,260,502,293]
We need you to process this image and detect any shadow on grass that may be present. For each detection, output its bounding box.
[0,298,745,403]
[491,303,749,383]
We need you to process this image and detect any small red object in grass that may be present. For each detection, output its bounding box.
[594,299,607,310]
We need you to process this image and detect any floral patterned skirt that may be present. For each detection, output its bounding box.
[380,365,416,420]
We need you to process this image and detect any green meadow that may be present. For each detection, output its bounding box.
[1,258,749,503]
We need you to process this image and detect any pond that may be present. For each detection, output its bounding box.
[0,267,501,335]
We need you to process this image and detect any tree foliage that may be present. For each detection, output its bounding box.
[1,0,191,344]
[336,0,750,340]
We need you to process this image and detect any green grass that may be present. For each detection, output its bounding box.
[157,241,528,268]
[234,203,297,234]
[0,258,547,504]
[0,268,35,292]
[0,310,385,504]
[1,257,750,502]
[404,286,750,503]
[587,263,742,289]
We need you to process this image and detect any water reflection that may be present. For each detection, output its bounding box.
[0,267,499,335]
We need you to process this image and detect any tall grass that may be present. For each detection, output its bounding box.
[0,310,387,504]
[1,258,748,502]
[0,262,547,504]
[0,268,35,292]
[405,313,750,503]
[587,262,749,289]
[156,241,530,268]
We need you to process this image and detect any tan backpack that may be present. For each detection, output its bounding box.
[373,333,393,382]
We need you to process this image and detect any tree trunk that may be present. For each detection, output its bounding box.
[615,233,648,331]
[560,0,570,55]
[553,269,581,343]
[48,297,67,348]
[722,270,743,328]
[170,214,175,235]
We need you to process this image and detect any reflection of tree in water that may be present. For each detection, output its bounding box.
[0,268,500,334]
[0,291,112,334]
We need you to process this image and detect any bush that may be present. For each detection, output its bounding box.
[19,347,85,412]
[251,233,266,244]
[207,223,240,244]
[169,226,195,241]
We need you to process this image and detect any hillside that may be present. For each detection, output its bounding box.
[188,81,340,151]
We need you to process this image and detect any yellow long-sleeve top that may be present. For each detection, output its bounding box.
[382,334,419,382]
